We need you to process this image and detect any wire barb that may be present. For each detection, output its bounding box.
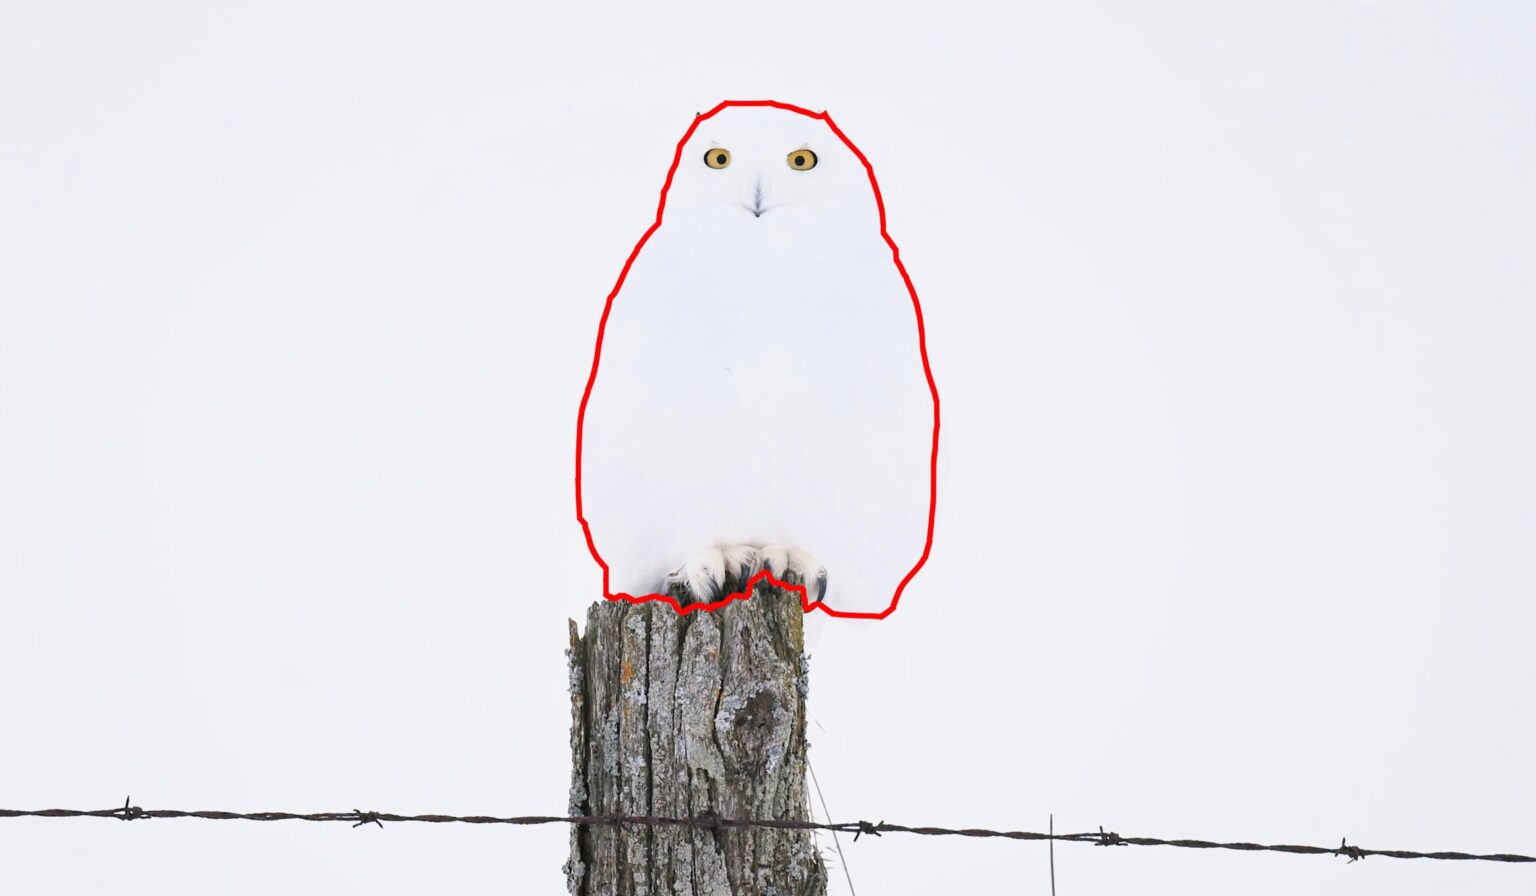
[352,810,383,829]
[1095,825,1124,847]
[1336,837,1365,863]
[116,797,145,822]
[853,820,883,842]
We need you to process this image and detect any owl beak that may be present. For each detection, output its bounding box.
[745,175,767,218]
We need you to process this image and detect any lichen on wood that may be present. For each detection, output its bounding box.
[565,584,827,895]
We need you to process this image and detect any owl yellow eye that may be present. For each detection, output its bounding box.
[787,149,818,171]
[704,148,731,169]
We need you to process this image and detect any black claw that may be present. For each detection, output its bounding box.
[663,572,692,606]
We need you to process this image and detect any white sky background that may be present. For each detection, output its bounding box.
[2,1,1533,893]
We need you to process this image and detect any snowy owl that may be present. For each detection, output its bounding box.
[576,100,938,618]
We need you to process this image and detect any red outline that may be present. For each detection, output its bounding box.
[575,100,940,619]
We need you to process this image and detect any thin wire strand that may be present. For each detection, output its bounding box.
[1049,813,1057,896]
[2,799,1533,866]
[808,757,857,895]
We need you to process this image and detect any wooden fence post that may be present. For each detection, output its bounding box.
[565,583,828,895]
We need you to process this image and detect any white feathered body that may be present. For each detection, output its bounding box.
[578,106,934,615]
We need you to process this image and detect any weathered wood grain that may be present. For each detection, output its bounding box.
[565,585,827,895]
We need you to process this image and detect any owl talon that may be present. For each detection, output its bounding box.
[758,545,827,602]
[664,543,761,605]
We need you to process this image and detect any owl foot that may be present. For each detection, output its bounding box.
[758,545,828,603]
[663,543,760,606]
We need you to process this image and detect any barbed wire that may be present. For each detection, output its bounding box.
[2,798,1532,865]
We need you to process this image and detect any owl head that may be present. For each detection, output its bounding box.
[659,102,882,233]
